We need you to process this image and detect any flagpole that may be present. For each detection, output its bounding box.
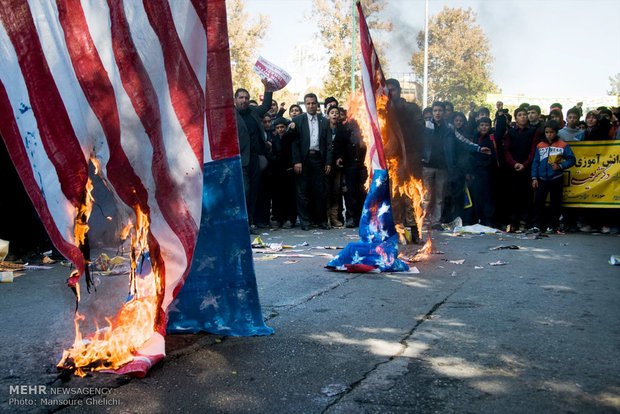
[423,0,428,108]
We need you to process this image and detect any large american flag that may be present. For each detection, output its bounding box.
[0,0,238,375]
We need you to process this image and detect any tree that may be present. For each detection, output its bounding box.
[608,73,620,95]
[226,0,270,98]
[311,0,392,102]
[410,7,497,110]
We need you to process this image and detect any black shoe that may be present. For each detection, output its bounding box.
[301,226,310,231]
[320,223,330,230]
[345,218,356,228]
[282,220,293,229]
[431,223,443,231]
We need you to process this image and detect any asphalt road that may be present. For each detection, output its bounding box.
[1,227,619,413]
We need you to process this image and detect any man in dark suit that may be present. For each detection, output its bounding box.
[288,93,332,230]
[234,78,272,233]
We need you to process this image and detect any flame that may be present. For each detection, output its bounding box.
[345,90,430,245]
[74,178,94,246]
[58,200,161,375]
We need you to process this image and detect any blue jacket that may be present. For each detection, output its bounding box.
[422,120,482,169]
[531,139,576,181]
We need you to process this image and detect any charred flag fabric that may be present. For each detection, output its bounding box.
[0,0,271,377]
[326,2,408,273]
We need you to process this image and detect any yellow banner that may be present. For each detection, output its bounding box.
[563,140,620,208]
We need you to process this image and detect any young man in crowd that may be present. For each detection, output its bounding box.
[385,78,425,242]
[422,102,491,231]
[503,106,537,232]
[270,117,297,229]
[288,93,332,230]
[531,120,576,233]
[468,117,499,227]
[234,78,272,234]
[558,107,582,141]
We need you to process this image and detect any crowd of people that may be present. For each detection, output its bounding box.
[235,78,619,238]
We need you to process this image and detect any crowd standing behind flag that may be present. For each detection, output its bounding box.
[229,73,619,241]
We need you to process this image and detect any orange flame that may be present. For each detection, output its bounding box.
[59,199,161,375]
[345,90,431,246]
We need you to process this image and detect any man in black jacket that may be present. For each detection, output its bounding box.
[288,93,332,230]
[234,78,272,233]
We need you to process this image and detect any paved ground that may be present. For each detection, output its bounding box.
[1,227,619,413]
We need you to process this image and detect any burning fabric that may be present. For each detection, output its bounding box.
[0,0,270,377]
[327,3,426,273]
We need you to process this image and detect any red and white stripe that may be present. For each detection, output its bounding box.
[357,1,387,171]
[0,0,238,372]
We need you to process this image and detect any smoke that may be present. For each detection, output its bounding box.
[381,2,422,74]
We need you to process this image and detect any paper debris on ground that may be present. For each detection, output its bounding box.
[313,246,344,250]
[489,261,509,266]
[1,271,13,283]
[609,255,620,265]
[454,224,500,234]
[0,261,26,272]
[42,256,55,264]
[490,245,520,250]
[24,265,53,270]
[474,266,484,269]
[449,259,465,264]
[251,236,266,248]
[283,260,299,264]
[300,241,309,246]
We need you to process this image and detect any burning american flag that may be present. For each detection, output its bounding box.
[0,0,271,377]
[326,1,413,273]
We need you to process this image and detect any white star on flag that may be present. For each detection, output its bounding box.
[377,202,390,217]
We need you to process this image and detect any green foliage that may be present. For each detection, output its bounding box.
[311,0,392,102]
[410,6,497,110]
[226,0,270,98]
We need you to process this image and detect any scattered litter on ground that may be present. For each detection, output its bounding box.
[442,217,463,232]
[24,265,53,270]
[454,223,500,234]
[315,253,335,258]
[489,261,509,266]
[405,266,420,274]
[474,266,484,269]
[0,261,25,272]
[273,254,314,258]
[609,255,620,265]
[313,246,344,250]
[490,245,520,250]
[42,256,55,264]
[92,253,130,275]
[451,271,457,276]
[312,232,323,235]
[561,243,569,246]
[60,260,72,268]
[449,259,465,264]
[283,260,299,264]
[300,241,309,246]
[41,250,52,256]
[321,383,350,397]
[267,243,283,252]
[438,265,444,269]
[497,237,505,241]
[254,255,278,261]
[343,235,358,239]
[251,236,266,248]
[1,271,13,283]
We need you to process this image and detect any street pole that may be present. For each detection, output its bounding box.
[351,0,357,92]
[423,0,428,108]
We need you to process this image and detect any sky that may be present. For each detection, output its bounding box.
[243,0,620,98]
